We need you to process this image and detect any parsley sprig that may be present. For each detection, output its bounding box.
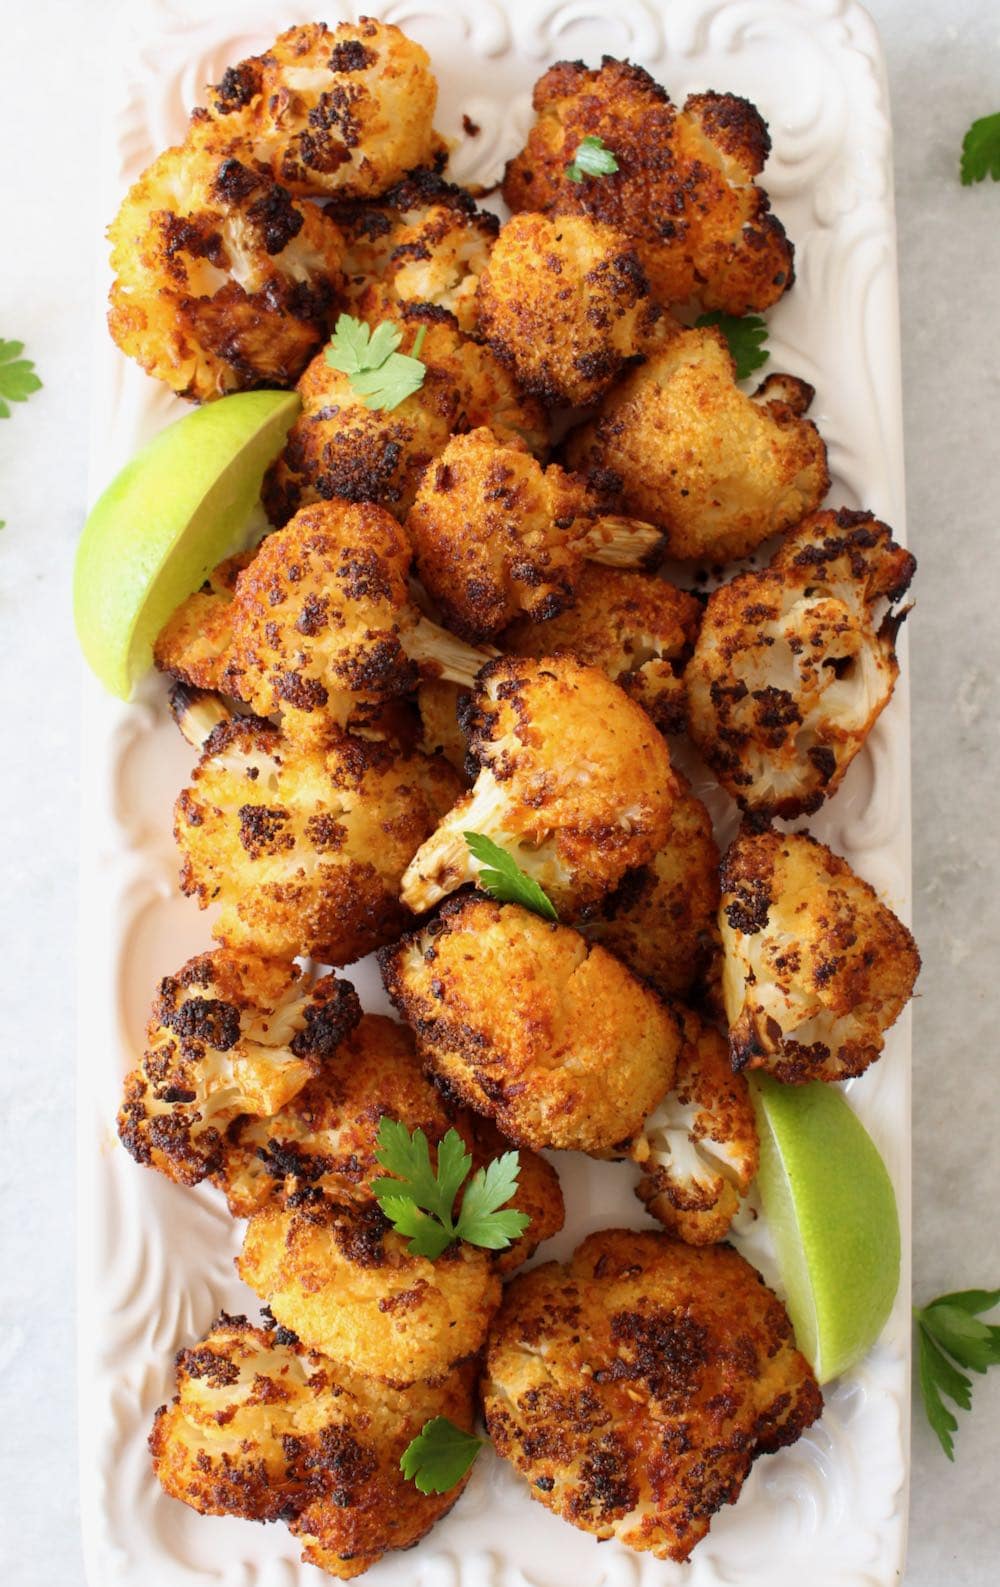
[961,113,1000,185]
[324,313,427,410]
[465,832,558,921]
[400,1416,484,1493]
[371,1118,530,1260]
[566,134,619,183]
[695,311,770,382]
[0,340,42,419]
[914,1286,1000,1458]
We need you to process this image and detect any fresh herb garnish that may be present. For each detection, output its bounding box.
[400,1415,484,1493]
[695,311,770,382]
[960,113,1000,185]
[566,134,619,183]
[0,341,42,419]
[371,1118,530,1260]
[324,313,427,410]
[914,1286,1000,1458]
[464,832,558,921]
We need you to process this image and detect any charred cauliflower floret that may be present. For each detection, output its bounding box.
[380,894,681,1156]
[566,327,830,562]
[202,18,444,200]
[720,827,920,1082]
[401,654,678,915]
[107,120,345,402]
[150,1314,477,1579]
[632,1012,758,1243]
[482,1228,822,1561]
[504,565,702,736]
[476,213,658,406]
[582,773,720,1000]
[686,509,916,817]
[175,715,463,965]
[237,1196,500,1386]
[502,59,793,315]
[117,949,361,1186]
[153,551,253,692]
[263,292,548,524]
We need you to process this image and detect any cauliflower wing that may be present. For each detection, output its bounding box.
[482,1228,822,1562]
[400,654,679,915]
[117,949,361,1186]
[565,326,829,562]
[502,59,793,315]
[720,826,920,1082]
[153,551,252,692]
[380,894,681,1156]
[687,508,916,817]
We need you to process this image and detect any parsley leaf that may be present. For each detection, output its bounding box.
[371,1119,530,1259]
[464,832,558,921]
[0,340,42,419]
[961,112,1000,185]
[914,1286,1000,1458]
[695,312,770,382]
[566,134,619,183]
[400,1416,484,1494]
[324,313,426,410]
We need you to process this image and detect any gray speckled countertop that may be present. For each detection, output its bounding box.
[1,0,998,1580]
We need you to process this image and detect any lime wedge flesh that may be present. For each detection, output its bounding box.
[74,390,300,698]
[750,1074,900,1383]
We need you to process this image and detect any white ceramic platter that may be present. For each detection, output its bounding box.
[78,2,911,1584]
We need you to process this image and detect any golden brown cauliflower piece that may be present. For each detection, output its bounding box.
[150,1313,477,1579]
[565,326,830,562]
[117,949,360,1187]
[720,826,920,1082]
[263,291,548,524]
[581,772,721,1000]
[416,679,472,779]
[400,654,679,916]
[631,1012,758,1243]
[504,564,702,736]
[482,1228,822,1562]
[107,119,345,402]
[237,1196,500,1387]
[476,213,658,406]
[502,58,793,314]
[202,18,444,200]
[174,715,463,965]
[153,551,253,692]
[686,508,916,817]
[380,894,681,1156]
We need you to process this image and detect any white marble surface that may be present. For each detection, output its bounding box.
[0,0,997,1581]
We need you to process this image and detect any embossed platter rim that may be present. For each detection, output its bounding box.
[78,3,911,1584]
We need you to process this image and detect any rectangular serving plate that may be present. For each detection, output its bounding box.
[78,3,912,1584]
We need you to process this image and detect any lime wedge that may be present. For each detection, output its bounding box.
[74,390,299,698]
[750,1074,900,1382]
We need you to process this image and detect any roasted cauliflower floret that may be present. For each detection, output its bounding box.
[150,1313,477,1579]
[263,292,548,524]
[202,18,444,200]
[400,654,679,915]
[416,679,472,778]
[566,326,830,562]
[632,1012,758,1243]
[720,827,920,1082]
[153,551,253,692]
[582,773,720,1000]
[380,894,681,1156]
[175,715,463,965]
[476,213,658,406]
[504,564,702,736]
[107,120,345,402]
[502,59,794,314]
[117,949,361,1186]
[482,1228,822,1561]
[237,1196,500,1386]
[686,508,916,817]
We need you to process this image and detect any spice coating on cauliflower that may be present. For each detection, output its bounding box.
[502,59,793,315]
[686,508,916,817]
[380,894,681,1156]
[482,1228,822,1561]
[174,716,463,965]
[476,213,658,406]
[400,654,679,915]
[565,326,829,563]
[117,949,361,1186]
[720,827,920,1083]
[153,552,253,693]
[416,679,473,778]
